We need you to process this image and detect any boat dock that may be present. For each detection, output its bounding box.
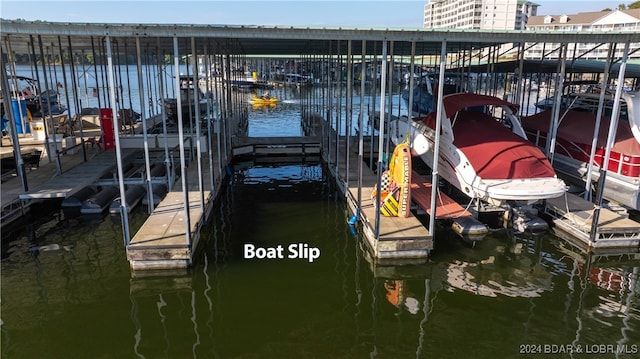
[344,169,433,262]
[0,144,40,160]
[320,118,433,263]
[2,21,639,274]
[125,119,226,270]
[127,190,213,271]
[233,135,322,162]
[128,118,429,270]
[544,193,640,253]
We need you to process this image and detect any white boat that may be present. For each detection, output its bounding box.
[390,93,567,207]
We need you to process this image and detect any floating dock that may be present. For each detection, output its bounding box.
[323,130,433,262]
[344,178,433,262]
[125,132,221,272]
[544,193,640,253]
[127,190,212,270]
[3,20,639,272]
[233,136,321,160]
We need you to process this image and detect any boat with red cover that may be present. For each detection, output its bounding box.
[390,93,567,207]
[521,91,640,211]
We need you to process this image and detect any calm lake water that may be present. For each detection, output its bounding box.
[2,83,639,358]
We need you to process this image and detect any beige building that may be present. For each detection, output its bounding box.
[423,0,539,30]
[525,9,640,60]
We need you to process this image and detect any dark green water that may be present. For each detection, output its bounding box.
[2,161,639,358]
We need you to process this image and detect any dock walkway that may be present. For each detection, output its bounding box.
[410,170,471,219]
[544,193,640,252]
[127,190,212,270]
[126,138,221,271]
[233,135,321,159]
[322,123,433,262]
[1,124,154,229]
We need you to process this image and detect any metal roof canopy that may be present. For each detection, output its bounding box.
[1,21,637,57]
[451,59,640,78]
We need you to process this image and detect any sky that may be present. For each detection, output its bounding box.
[0,0,621,28]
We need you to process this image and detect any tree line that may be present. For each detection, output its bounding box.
[604,1,640,10]
[4,51,178,66]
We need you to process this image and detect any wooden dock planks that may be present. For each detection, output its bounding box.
[0,145,39,159]
[410,171,471,219]
[233,135,321,158]
[127,190,211,269]
[127,141,221,271]
[331,133,433,259]
[545,193,640,250]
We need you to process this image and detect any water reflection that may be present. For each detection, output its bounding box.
[556,245,640,352]
[358,227,639,357]
[439,236,554,298]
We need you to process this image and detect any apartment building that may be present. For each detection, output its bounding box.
[423,0,538,30]
[525,9,640,60]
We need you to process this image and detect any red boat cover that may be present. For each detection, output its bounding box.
[521,109,640,156]
[452,110,557,179]
[443,93,519,118]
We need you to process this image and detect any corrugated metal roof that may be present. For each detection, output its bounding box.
[1,20,636,56]
[450,59,640,78]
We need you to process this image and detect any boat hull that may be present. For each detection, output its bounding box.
[390,109,566,204]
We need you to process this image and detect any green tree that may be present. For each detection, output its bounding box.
[604,1,640,10]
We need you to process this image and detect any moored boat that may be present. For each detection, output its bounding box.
[163,75,207,125]
[521,90,640,210]
[4,75,67,117]
[391,93,566,207]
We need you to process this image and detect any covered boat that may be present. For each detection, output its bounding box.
[390,93,566,206]
[521,91,640,210]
